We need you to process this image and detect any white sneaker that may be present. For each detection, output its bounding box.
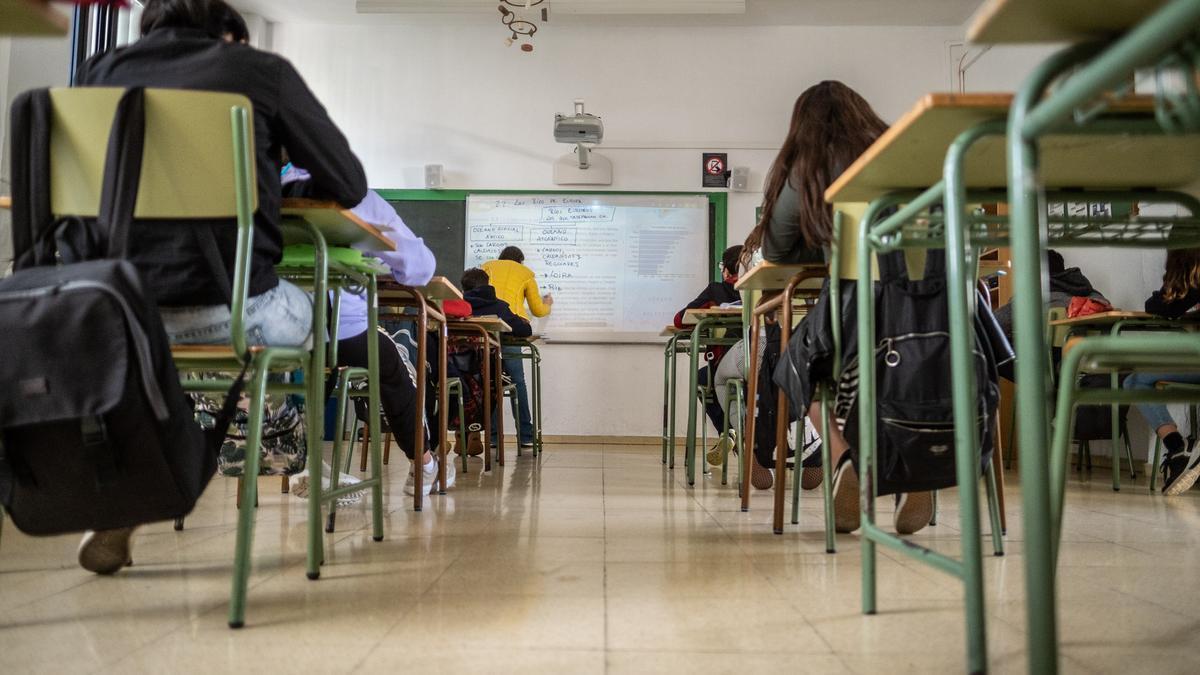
[442,459,457,491]
[290,463,365,505]
[404,459,438,497]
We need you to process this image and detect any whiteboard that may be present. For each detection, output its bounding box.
[465,194,712,343]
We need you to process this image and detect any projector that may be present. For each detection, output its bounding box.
[554,100,603,145]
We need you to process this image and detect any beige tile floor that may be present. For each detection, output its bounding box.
[2,443,1200,674]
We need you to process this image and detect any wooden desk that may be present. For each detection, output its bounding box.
[282,198,396,251]
[1051,310,1157,327]
[736,262,827,291]
[420,276,463,301]
[824,93,1199,204]
[681,307,743,326]
[455,315,512,334]
[968,0,1168,44]
[0,0,69,36]
[660,325,688,337]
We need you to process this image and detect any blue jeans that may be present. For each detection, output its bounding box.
[1123,371,1200,431]
[493,345,534,445]
[159,279,313,347]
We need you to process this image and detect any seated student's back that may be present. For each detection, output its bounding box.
[75,0,366,307]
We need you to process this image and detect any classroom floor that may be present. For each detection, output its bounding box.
[1,442,1199,674]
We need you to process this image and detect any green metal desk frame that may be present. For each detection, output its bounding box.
[501,337,544,457]
[661,330,692,468]
[683,316,745,487]
[1004,6,1200,669]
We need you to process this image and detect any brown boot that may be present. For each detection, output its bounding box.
[467,432,484,457]
[78,527,135,575]
[453,432,467,456]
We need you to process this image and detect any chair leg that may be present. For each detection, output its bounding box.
[382,431,392,466]
[228,363,269,629]
[992,419,1009,535]
[281,475,290,494]
[173,517,184,531]
[929,491,938,526]
[1150,437,1163,493]
[359,426,370,473]
[791,420,802,525]
[1122,425,1136,481]
[819,393,835,554]
[986,458,1005,556]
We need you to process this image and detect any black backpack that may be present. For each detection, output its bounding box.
[0,88,240,535]
[842,250,1001,496]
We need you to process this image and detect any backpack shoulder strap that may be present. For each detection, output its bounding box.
[10,89,54,270]
[876,250,909,283]
[98,87,147,260]
[922,248,947,280]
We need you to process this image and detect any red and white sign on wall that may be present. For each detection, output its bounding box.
[702,152,728,188]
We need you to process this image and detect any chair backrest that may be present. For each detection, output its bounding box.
[832,203,927,282]
[48,87,257,219]
[1047,306,1069,348]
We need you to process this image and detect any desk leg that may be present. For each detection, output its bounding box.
[741,315,762,512]
[482,335,493,473]
[534,346,543,456]
[437,320,449,494]
[774,292,795,535]
[662,337,673,464]
[668,339,680,469]
[685,323,704,487]
[413,309,429,512]
[496,339,506,467]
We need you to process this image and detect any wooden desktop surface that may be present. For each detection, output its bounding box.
[282,198,396,251]
[1051,310,1200,327]
[451,315,512,333]
[735,261,828,291]
[681,307,743,325]
[0,196,10,209]
[968,0,1168,44]
[1,0,69,36]
[824,93,1200,204]
[378,276,463,301]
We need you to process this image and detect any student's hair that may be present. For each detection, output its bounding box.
[1047,249,1066,276]
[141,0,245,40]
[721,245,743,277]
[498,246,525,263]
[461,268,490,292]
[742,81,889,266]
[1161,248,1200,301]
[213,2,249,42]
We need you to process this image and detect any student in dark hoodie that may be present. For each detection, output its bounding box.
[993,250,1108,340]
[455,268,533,454]
[1123,248,1200,495]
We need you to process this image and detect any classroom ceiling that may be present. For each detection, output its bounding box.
[231,0,984,26]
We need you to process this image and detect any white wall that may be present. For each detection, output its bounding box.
[0,34,72,275]
[272,21,967,437]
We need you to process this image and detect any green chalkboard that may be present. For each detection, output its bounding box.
[386,199,467,283]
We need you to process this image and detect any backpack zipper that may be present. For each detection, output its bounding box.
[0,280,170,421]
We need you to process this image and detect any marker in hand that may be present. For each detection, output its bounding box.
[543,293,555,306]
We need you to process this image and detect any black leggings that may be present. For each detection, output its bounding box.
[332,329,438,461]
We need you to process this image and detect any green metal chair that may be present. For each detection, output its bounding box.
[44,87,385,628]
[1049,335,1200,564]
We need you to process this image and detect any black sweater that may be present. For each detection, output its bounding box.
[76,27,366,306]
[465,285,532,337]
[673,280,739,328]
[1146,286,1200,319]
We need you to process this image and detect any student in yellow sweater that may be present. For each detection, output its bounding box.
[481,247,553,447]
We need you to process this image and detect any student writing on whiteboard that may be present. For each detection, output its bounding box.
[739,81,935,535]
[481,246,552,448]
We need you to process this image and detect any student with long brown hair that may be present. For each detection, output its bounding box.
[742,80,889,265]
[741,81,933,534]
[1123,248,1200,495]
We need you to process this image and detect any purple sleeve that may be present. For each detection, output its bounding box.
[352,191,437,287]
